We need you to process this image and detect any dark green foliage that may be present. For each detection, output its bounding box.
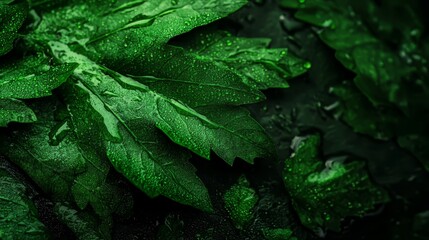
[281,0,429,170]
[262,228,297,240]
[0,167,48,239]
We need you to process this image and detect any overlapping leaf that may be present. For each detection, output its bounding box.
[48,41,271,210]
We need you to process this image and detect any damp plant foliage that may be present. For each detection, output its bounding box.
[281,0,429,171]
[1,0,424,239]
[0,0,312,239]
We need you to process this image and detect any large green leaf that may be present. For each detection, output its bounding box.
[13,0,299,212]
[29,0,266,108]
[48,41,273,211]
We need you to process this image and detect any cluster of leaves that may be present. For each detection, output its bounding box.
[0,0,408,239]
[0,0,314,238]
[281,0,429,171]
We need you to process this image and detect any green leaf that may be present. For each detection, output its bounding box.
[30,0,247,50]
[0,98,36,127]
[281,0,426,109]
[176,30,310,89]
[224,175,259,229]
[0,0,27,56]
[0,167,49,240]
[47,43,273,165]
[282,135,389,233]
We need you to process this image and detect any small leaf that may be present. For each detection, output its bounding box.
[224,175,259,229]
[283,135,389,233]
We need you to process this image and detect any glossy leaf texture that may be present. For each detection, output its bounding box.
[282,135,389,233]
[0,167,49,240]
[48,41,270,211]
[281,0,429,170]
